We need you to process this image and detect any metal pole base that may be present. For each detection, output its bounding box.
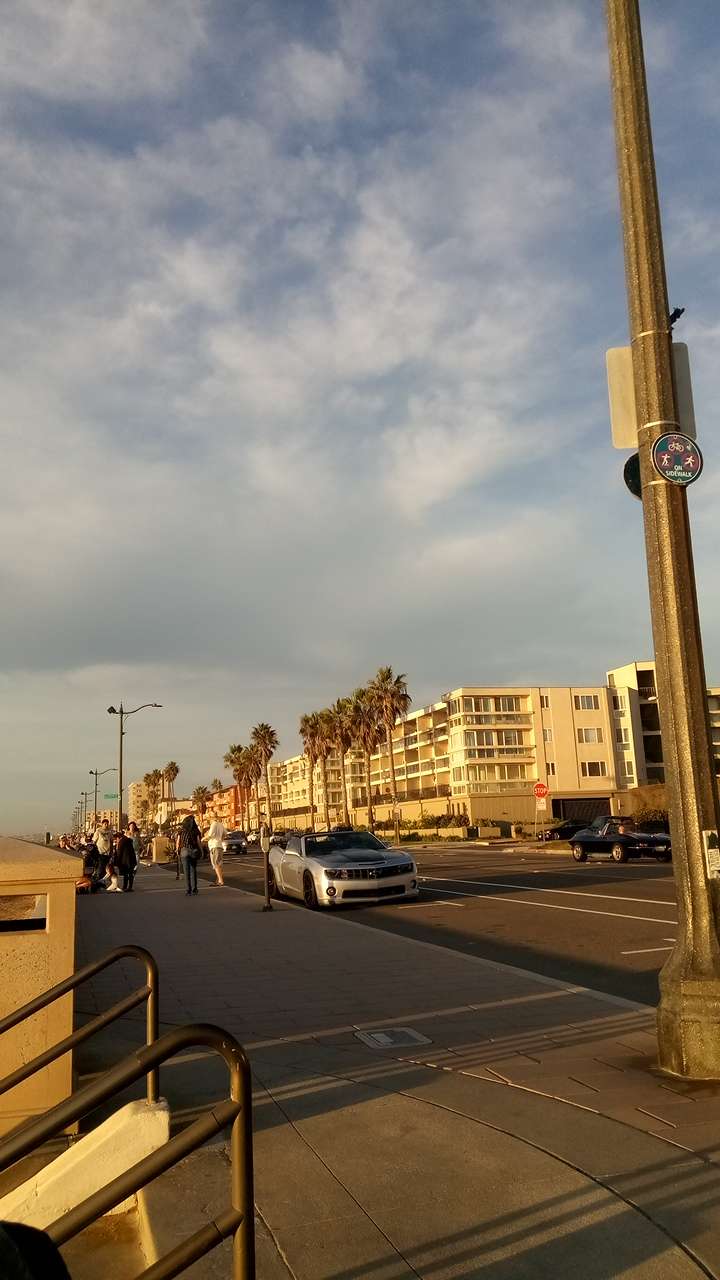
[261,905,273,913]
[657,977,720,1079]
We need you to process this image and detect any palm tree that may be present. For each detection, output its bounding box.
[299,712,321,830]
[250,723,279,832]
[370,667,412,810]
[349,687,384,832]
[163,762,180,832]
[191,785,211,822]
[315,709,336,830]
[144,770,163,825]
[211,777,224,794]
[224,744,246,830]
[328,697,353,827]
[245,744,263,828]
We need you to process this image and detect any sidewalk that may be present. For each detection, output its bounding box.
[75,865,720,1278]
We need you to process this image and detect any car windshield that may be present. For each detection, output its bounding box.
[305,832,387,857]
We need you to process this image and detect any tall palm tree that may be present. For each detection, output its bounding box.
[315,709,336,830]
[144,770,163,824]
[299,712,321,830]
[250,723,279,832]
[328,697,353,827]
[245,744,263,828]
[370,667,412,810]
[210,777,223,794]
[224,744,246,830]
[191,785,211,821]
[349,687,384,832]
[163,761,180,832]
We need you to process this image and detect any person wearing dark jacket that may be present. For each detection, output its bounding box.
[176,814,203,895]
[114,831,137,892]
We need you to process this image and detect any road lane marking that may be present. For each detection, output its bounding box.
[421,876,677,909]
[419,885,676,924]
[621,946,674,955]
[397,901,463,909]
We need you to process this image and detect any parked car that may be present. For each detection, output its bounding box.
[537,820,585,843]
[222,830,248,855]
[571,816,671,863]
[268,829,419,908]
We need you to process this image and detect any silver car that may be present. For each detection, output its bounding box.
[268,830,419,908]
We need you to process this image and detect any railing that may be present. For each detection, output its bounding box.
[0,1023,255,1280]
[0,944,159,1105]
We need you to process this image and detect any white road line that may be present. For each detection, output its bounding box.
[397,901,463,910]
[419,885,676,925]
[421,876,677,909]
[621,946,674,955]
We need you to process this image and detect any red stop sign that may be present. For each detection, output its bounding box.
[533,782,549,799]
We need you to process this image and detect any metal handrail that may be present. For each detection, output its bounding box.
[0,1023,255,1280]
[0,944,159,1105]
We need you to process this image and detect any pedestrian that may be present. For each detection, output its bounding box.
[128,821,143,867]
[93,818,114,877]
[102,858,122,892]
[114,830,137,892]
[205,816,226,886]
[176,814,203,896]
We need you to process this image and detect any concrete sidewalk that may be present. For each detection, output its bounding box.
[74,864,720,1278]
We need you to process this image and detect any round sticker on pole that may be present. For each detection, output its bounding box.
[651,432,703,485]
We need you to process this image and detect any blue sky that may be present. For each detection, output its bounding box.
[2,1,719,833]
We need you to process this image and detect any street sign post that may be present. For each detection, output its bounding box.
[533,782,549,840]
[651,433,703,486]
[104,793,118,801]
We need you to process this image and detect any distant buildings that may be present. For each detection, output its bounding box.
[129,658,720,833]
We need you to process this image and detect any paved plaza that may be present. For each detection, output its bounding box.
[74,864,720,1278]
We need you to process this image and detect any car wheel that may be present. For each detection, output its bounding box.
[572,845,587,862]
[303,872,319,910]
[268,864,280,899]
[611,843,627,864]
[657,852,672,863]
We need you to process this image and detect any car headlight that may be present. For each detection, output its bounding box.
[324,868,348,880]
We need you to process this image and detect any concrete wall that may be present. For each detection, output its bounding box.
[0,839,78,1136]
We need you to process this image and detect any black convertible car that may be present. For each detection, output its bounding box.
[571,816,671,863]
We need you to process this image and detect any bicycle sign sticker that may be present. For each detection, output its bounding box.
[651,432,703,485]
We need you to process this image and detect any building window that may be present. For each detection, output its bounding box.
[616,726,630,745]
[496,696,521,713]
[546,761,556,776]
[581,761,607,778]
[452,767,465,782]
[464,730,494,748]
[574,694,600,711]
[612,694,626,712]
[623,760,634,778]
[497,730,521,746]
[577,727,603,744]
[540,695,550,709]
[543,727,553,742]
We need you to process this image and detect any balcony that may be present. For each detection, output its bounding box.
[350,785,451,806]
[463,780,536,794]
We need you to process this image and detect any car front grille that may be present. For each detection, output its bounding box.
[340,885,408,898]
[340,864,412,880]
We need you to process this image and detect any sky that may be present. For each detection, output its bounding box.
[2,0,720,834]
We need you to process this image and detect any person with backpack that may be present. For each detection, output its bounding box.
[176,814,203,896]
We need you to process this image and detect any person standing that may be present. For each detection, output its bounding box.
[177,814,203,896]
[128,821,143,867]
[93,818,114,879]
[114,830,137,892]
[205,816,226,886]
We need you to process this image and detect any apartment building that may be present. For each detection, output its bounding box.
[128,781,148,826]
[607,660,720,787]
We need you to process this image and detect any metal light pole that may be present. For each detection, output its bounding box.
[89,767,117,829]
[107,703,162,833]
[80,791,91,833]
[607,0,720,1077]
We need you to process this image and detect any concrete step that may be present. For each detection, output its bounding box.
[60,1207,146,1280]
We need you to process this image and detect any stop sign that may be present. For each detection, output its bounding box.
[533,782,549,799]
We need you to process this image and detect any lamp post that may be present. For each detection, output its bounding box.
[606,0,720,1076]
[107,704,162,833]
[89,767,117,830]
[80,791,91,833]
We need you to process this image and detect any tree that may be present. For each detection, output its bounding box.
[299,712,321,830]
[191,785,211,821]
[163,762,180,832]
[370,667,412,811]
[211,777,224,794]
[315,709,335,831]
[224,744,246,830]
[245,745,263,828]
[328,697,353,827]
[250,723,279,831]
[144,770,163,824]
[349,687,384,832]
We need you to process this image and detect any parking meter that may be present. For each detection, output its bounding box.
[260,825,272,911]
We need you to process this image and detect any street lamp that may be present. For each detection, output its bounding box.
[80,791,92,833]
[607,0,720,1075]
[107,703,162,832]
[89,767,118,829]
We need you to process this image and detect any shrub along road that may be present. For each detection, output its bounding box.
[210,842,677,1006]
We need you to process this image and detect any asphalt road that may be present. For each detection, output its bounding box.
[208,842,678,1007]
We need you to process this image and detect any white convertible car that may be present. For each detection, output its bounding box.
[268,830,419,908]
